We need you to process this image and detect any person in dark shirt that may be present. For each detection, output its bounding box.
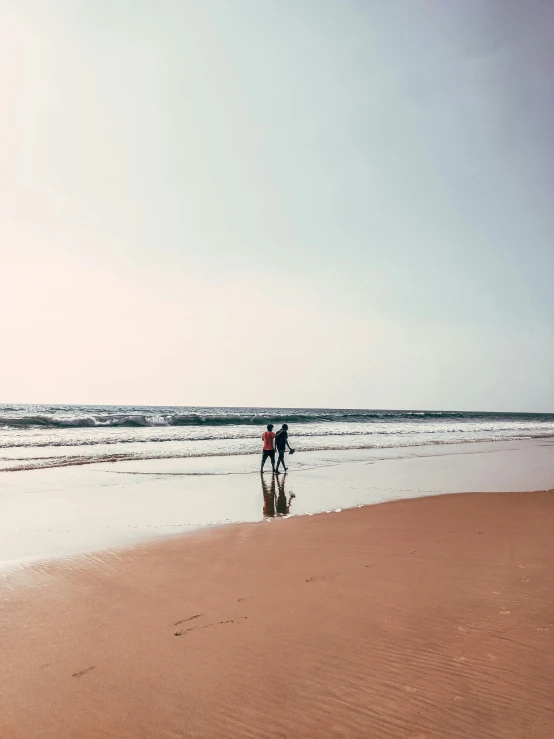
[275,423,292,474]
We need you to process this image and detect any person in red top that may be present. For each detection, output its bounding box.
[261,423,276,473]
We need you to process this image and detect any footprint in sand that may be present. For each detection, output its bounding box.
[72,666,96,678]
[409,734,427,739]
[174,616,248,637]
[174,614,204,626]
[453,656,467,663]
[305,574,335,583]
[457,626,469,633]
[518,565,526,569]
[536,627,550,632]
[453,695,464,702]
[403,685,418,694]
[521,578,530,583]
[487,654,497,661]
[499,610,511,616]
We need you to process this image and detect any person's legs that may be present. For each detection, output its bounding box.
[261,450,269,472]
[269,449,276,473]
[276,449,286,473]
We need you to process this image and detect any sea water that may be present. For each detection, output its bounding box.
[1,404,553,472]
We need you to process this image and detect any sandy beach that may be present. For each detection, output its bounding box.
[2,488,553,739]
[4,0,554,734]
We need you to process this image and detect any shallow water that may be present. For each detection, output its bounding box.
[2,438,553,567]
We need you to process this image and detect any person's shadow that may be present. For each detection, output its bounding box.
[261,473,295,518]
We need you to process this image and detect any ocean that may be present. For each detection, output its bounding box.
[1,404,553,473]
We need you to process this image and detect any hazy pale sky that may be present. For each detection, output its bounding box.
[2,0,553,410]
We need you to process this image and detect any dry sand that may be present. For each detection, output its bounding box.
[1,490,554,738]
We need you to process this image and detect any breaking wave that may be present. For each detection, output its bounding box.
[1,407,553,430]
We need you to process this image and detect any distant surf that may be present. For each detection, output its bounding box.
[2,405,554,429]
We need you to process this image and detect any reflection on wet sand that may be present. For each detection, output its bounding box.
[261,474,276,517]
[261,474,295,518]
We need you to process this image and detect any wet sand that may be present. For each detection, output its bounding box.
[3,438,554,564]
[2,490,554,738]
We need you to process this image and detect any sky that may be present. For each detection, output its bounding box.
[1,0,553,411]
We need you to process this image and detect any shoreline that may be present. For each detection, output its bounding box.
[2,438,554,566]
[2,485,554,576]
[2,489,553,738]
[4,432,554,473]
